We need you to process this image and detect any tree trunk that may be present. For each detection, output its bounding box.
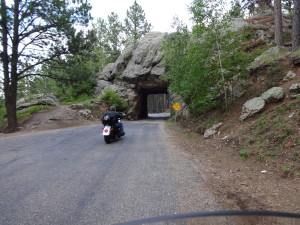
[5,86,19,133]
[274,0,284,46]
[1,0,20,132]
[292,0,300,51]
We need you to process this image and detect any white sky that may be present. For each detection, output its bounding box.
[89,0,194,32]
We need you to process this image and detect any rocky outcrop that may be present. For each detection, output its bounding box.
[69,104,85,110]
[78,109,92,119]
[283,70,296,82]
[261,87,284,103]
[95,32,168,119]
[288,83,300,98]
[17,94,59,110]
[204,122,223,138]
[247,46,290,71]
[240,86,285,120]
[240,97,265,121]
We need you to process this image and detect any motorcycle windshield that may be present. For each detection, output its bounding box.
[115,211,300,225]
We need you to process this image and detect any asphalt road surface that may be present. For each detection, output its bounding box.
[0,120,220,225]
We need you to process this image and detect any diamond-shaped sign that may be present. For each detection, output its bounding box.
[172,103,181,111]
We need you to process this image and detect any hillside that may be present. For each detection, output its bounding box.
[166,65,300,213]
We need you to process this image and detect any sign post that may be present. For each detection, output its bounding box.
[172,102,181,122]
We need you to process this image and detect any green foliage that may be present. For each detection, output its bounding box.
[61,94,92,105]
[163,0,250,116]
[229,1,244,18]
[258,153,265,160]
[100,89,129,112]
[16,105,51,120]
[93,13,123,63]
[1,0,92,130]
[281,165,293,173]
[240,147,249,160]
[18,77,58,100]
[124,0,152,44]
[43,31,101,100]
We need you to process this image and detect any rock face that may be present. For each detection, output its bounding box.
[17,94,59,110]
[95,32,168,119]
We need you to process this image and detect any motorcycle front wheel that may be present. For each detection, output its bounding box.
[104,136,112,144]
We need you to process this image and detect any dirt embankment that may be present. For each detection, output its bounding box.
[0,105,99,138]
[165,65,300,213]
[166,121,300,214]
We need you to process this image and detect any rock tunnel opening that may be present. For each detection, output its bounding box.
[138,88,170,119]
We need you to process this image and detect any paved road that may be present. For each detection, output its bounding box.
[0,120,220,225]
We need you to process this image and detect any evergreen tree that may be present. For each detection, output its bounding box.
[229,0,245,17]
[124,0,152,44]
[107,12,123,61]
[0,0,92,132]
[274,0,283,46]
[283,0,293,13]
[93,12,123,63]
[44,29,100,99]
[292,0,300,51]
[241,0,273,14]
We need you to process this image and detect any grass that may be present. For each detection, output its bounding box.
[184,134,196,140]
[236,97,300,174]
[17,105,51,120]
[240,147,249,160]
[281,165,293,173]
[61,94,92,105]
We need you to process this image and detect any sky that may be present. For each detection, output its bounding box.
[89,0,194,33]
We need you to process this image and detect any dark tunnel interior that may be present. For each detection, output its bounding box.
[138,88,169,119]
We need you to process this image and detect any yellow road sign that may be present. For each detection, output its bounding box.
[172,102,181,111]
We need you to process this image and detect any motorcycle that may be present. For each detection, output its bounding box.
[102,114,124,144]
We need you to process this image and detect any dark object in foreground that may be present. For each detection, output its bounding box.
[115,210,300,225]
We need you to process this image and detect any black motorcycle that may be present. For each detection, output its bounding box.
[102,114,123,144]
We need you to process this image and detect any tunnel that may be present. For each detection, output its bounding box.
[138,87,170,119]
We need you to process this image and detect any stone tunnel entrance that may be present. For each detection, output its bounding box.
[138,88,170,119]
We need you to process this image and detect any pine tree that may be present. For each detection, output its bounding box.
[0,0,91,132]
[93,12,123,63]
[274,0,284,46]
[292,0,300,51]
[107,12,123,61]
[124,0,152,44]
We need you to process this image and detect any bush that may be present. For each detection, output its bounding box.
[100,89,129,112]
